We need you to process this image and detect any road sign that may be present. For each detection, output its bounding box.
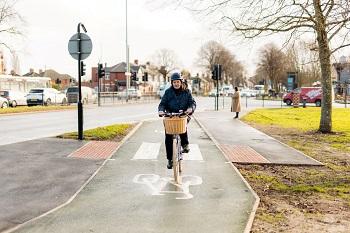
[68,33,92,60]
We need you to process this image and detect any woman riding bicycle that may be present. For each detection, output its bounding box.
[158,72,196,169]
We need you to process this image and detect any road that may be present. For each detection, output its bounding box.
[0,97,215,146]
[0,96,345,146]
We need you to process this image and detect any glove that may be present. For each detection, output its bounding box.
[158,111,165,117]
[185,108,193,115]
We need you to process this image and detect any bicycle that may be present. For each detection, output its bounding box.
[161,111,188,184]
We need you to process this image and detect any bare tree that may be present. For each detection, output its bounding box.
[257,43,286,93]
[171,0,350,132]
[196,40,245,86]
[151,48,180,82]
[285,41,321,87]
[0,0,23,51]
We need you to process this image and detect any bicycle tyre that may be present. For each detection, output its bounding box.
[172,136,181,184]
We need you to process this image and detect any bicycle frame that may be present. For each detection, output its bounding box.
[162,112,188,184]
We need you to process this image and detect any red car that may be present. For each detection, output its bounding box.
[283,87,322,107]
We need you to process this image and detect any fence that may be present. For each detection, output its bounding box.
[97,92,159,106]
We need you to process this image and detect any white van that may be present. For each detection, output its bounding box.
[66,86,97,104]
[0,90,28,107]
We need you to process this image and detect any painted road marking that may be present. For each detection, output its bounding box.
[132,142,161,160]
[183,144,203,161]
[133,174,203,200]
[131,143,204,161]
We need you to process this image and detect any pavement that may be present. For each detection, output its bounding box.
[195,110,322,166]
[0,107,323,233]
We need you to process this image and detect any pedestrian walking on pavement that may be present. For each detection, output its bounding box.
[231,86,241,119]
[158,72,196,169]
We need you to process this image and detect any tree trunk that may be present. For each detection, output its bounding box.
[314,0,332,133]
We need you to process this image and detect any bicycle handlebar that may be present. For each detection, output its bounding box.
[159,110,189,118]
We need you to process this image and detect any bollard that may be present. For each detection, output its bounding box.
[246,95,248,108]
[302,98,306,108]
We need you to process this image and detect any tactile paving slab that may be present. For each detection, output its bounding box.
[220,144,271,164]
[69,141,119,160]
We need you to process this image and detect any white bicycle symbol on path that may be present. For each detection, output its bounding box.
[133,174,203,200]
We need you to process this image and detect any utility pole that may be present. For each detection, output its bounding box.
[125,0,130,102]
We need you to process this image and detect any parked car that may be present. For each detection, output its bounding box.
[221,85,234,96]
[0,96,9,108]
[66,86,97,104]
[208,88,223,97]
[117,88,142,100]
[0,90,28,107]
[158,83,171,99]
[283,87,322,107]
[26,88,67,106]
[240,88,256,97]
[254,84,265,96]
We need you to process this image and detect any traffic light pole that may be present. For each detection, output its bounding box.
[97,63,100,107]
[216,78,219,111]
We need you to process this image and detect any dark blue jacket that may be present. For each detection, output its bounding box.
[158,87,196,113]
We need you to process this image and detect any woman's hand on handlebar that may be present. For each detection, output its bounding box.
[185,108,193,115]
[158,111,165,117]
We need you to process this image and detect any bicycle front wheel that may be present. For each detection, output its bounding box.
[172,136,181,184]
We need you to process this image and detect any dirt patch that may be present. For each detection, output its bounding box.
[236,123,350,233]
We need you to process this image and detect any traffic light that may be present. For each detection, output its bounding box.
[211,65,217,80]
[142,72,148,82]
[80,61,86,76]
[131,72,137,81]
[211,64,222,80]
[98,63,105,79]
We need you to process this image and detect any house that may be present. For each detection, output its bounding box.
[332,56,350,96]
[91,60,163,93]
[23,68,75,90]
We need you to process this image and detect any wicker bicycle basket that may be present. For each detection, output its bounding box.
[163,116,187,134]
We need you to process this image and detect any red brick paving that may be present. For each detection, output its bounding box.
[220,144,271,164]
[69,141,119,160]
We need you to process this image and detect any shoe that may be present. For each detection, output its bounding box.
[167,160,173,169]
[234,116,238,119]
[182,144,190,153]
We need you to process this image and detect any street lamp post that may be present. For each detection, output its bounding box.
[125,0,129,101]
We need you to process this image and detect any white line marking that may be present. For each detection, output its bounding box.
[133,174,203,199]
[132,142,161,160]
[183,144,203,161]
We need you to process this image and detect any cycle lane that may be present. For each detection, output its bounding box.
[12,119,257,233]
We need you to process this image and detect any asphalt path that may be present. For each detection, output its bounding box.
[12,119,256,233]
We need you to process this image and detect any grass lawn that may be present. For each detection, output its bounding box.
[242,108,350,152]
[0,105,76,114]
[239,108,350,232]
[58,123,133,141]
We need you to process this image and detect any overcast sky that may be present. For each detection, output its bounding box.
[4,0,295,79]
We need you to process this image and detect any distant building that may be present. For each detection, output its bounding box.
[333,56,350,96]
[91,60,162,93]
[23,68,75,90]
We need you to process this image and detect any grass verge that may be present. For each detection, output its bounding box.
[0,105,76,114]
[58,123,133,141]
[240,108,350,232]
